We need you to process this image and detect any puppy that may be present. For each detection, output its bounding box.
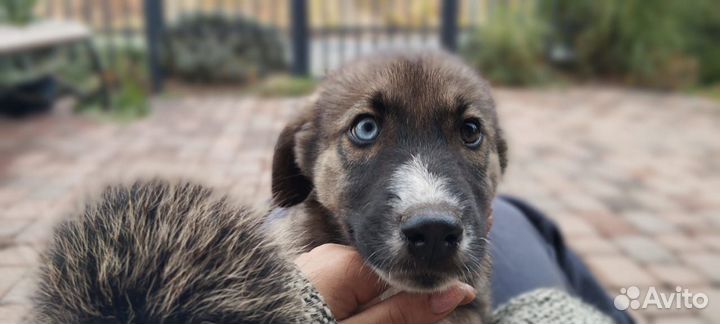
[269,51,508,323]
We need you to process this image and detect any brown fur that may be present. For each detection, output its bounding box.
[269,51,508,323]
[32,179,315,324]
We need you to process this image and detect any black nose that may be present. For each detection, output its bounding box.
[401,213,463,265]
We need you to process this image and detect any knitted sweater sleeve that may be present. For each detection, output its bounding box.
[492,288,617,324]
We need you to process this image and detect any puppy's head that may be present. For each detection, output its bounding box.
[272,52,507,292]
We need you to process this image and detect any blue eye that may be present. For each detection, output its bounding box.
[350,116,380,145]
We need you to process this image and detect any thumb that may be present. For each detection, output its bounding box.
[342,283,476,324]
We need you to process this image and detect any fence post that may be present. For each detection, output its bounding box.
[144,0,165,92]
[441,0,459,52]
[290,0,309,76]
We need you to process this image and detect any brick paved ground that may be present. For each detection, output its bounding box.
[1,87,719,323]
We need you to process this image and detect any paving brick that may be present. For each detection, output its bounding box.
[683,221,719,236]
[697,235,720,252]
[0,245,39,267]
[655,235,706,253]
[702,212,720,229]
[625,211,678,234]
[568,236,619,255]
[1,201,48,220]
[651,314,706,324]
[631,191,682,214]
[0,268,26,299]
[13,220,55,247]
[0,304,29,324]
[646,264,707,287]
[578,178,621,200]
[699,288,720,323]
[639,303,701,321]
[0,189,26,210]
[558,192,609,213]
[553,215,598,237]
[0,220,33,246]
[660,212,705,230]
[682,253,720,284]
[614,236,677,264]
[2,276,34,305]
[578,212,638,237]
[584,255,658,287]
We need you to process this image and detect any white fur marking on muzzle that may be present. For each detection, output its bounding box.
[389,155,460,214]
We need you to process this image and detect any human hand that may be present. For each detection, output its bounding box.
[295,244,476,323]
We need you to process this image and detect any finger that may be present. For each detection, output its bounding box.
[295,244,388,319]
[297,244,388,304]
[342,283,476,324]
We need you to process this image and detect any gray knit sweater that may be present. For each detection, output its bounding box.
[492,288,615,324]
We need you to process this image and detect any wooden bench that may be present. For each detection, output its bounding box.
[0,20,110,109]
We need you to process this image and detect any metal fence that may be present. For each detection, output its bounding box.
[33,0,496,92]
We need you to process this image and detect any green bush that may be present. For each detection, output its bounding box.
[460,3,551,86]
[684,0,720,85]
[107,73,150,121]
[66,45,150,120]
[0,0,37,25]
[543,0,719,89]
[459,0,720,90]
[162,13,287,83]
[107,48,150,120]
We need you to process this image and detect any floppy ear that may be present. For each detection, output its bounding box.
[271,112,316,207]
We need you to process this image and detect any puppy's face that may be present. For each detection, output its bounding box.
[272,52,507,292]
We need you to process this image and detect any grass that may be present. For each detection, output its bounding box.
[78,82,150,124]
[689,84,720,102]
[80,104,149,124]
[74,64,151,123]
[249,75,318,97]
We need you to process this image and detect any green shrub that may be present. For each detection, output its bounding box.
[460,3,551,86]
[107,73,150,121]
[0,0,37,25]
[108,49,150,120]
[683,0,720,85]
[162,13,287,83]
[67,45,150,120]
[542,0,720,89]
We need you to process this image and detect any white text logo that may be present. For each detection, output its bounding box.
[614,286,709,310]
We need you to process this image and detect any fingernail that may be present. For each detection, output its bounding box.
[458,283,477,304]
[430,286,465,314]
[459,283,475,294]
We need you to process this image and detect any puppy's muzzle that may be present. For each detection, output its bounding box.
[401,212,463,266]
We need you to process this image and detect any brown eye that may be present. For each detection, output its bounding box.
[461,119,483,148]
